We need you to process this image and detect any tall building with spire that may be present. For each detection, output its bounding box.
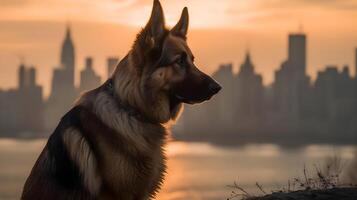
[61,26,75,88]
[50,25,76,98]
[234,51,264,131]
[46,25,78,131]
[238,51,255,76]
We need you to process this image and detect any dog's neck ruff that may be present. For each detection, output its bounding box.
[105,79,156,124]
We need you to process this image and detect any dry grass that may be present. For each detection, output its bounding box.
[346,151,357,185]
[227,154,356,200]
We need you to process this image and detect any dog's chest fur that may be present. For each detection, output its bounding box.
[75,92,168,199]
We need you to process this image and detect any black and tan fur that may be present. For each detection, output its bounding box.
[21,1,221,199]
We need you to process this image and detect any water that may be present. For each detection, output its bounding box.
[0,139,356,200]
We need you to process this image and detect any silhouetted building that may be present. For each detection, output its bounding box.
[212,63,235,125]
[107,57,119,79]
[61,26,75,87]
[273,33,311,132]
[19,63,26,89]
[235,51,264,130]
[46,26,78,131]
[314,66,355,136]
[0,64,44,136]
[288,34,306,75]
[79,57,101,93]
[19,66,44,134]
[0,89,19,135]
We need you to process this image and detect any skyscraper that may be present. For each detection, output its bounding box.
[288,34,306,75]
[18,63,26,89]
[61,26,75,87]
[239,52,254,75]
[79,57,101,93]
[50,25,76,98]
[28,67,36,86]
[274,33,310,129]
[46,25,78,131]
[14,64,44,135]
[18,65,39,89]
[235,51,264,130]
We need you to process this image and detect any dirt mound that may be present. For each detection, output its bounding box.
[251,187,357,200]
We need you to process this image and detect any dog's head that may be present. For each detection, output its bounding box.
[112,0,221,123]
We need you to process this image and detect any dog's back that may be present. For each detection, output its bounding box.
[22,107,94,200]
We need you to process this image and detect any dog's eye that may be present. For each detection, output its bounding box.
[176,53,186,66]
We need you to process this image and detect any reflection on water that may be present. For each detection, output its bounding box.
[0,139,356,200]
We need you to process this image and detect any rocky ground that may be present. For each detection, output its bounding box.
[250,187,357,200]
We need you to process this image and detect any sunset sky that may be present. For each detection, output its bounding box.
[1,0,357,97]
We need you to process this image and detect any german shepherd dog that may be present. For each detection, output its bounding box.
[21,0,221,199]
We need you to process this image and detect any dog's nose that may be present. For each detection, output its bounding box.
[208,82,222,95]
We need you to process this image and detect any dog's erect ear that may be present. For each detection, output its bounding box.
[171,7,189,39]
[145,0,166,46]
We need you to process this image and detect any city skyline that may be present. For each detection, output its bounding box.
[178,32,357,145]
[1,0,357,97]
[0,21,356,98]
[1,25,357,145]
[0,26,118,136]
[0,23,357,99]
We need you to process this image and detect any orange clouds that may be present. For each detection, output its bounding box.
[1,0,357,29]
